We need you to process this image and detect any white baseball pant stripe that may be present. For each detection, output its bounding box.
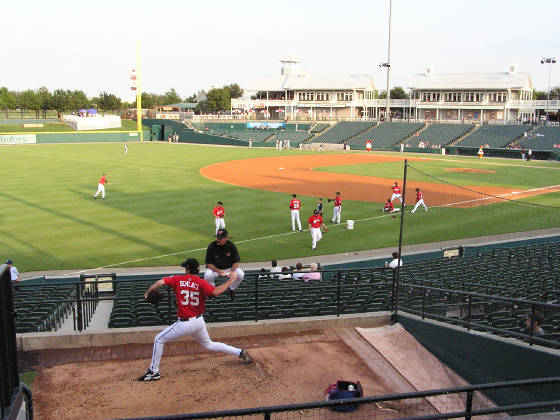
[332,206,341,224]
[150,316,241,373]
[390,193,402,204]
[411,199,428,213]
[214,218,225,234]
[290,209,301,231]
[204,268,244,290]
[94,183,105,198]
[311,227,322,249]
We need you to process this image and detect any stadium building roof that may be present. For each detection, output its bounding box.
[410,72,533,91]
[248,74,376,91]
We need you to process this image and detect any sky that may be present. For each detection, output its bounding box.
[2,0,559,101]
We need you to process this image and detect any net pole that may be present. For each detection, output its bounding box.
[136,39,143,142]
[393,158,408,318]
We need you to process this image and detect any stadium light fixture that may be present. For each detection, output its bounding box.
[541,57,556,121]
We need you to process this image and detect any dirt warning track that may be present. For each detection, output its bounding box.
[201,154,554,208]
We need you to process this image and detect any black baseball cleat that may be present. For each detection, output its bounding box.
[138,369,160,381]
[228,288,236,301]
[239,349,252,364]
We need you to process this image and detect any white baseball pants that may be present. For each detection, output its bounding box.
[332,206,341,224]
[411,199,428,213]
[149,316,241,373]
[94,183,105,198]
[291,210,301,231]
[311,227,322,249]
[214,218,225,234]
[204,267,244,290]
[390,193,402,204]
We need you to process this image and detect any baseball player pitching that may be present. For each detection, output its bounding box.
[308,209,327,250]
[289,194,302,231]
[212,201,226,234]
[411,188,428,213]
[138,258,252,381]
[330,192,342,224]
[93,173,111,199]
[390,182,403,205]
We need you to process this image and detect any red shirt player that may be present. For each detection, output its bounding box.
[365,140,372,153]
[390,182,403,205]
[289,194,302,231]
[212,201,226,234]
[383,199,394,212]
[94,173,111,199]
[138,258,251,381]
[331,192,342,224]
[411,188,428,214]
[308,209,327,249]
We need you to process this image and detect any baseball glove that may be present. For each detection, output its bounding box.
[145,289,163,306]
[322,226,329,233]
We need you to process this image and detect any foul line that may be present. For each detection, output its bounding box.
[63,213,395,276]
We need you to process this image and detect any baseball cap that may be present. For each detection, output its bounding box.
[180,258,199,273]
[313,209,320,215]
[216,228,228,238]
[6,260,12,265]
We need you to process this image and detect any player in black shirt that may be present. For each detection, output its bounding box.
[204,229,244,301]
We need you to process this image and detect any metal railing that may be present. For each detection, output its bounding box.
[115,377,560,420]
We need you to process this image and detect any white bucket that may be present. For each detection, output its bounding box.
[346,220,354,230]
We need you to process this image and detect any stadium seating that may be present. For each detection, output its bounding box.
[312,121,376,144]
[405,123,474,147]
[516,126,560,151]
[454,125,531,148]
[346,122,425,148]
[13,285,76,333]
[310,123,330,133]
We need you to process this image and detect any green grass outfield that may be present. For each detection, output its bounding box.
[1,143,559,272]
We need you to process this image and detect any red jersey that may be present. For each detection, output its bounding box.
[334,196,342,207]
[289,198,301,210]
[308,214,323,228]
[213,205,225,218]
[392,185,401,194]
[99,176,107,184]
[163,274,214,318]
[416,191,423,201]
[384,201,394,212]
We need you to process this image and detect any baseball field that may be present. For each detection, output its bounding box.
[2,141,560,272]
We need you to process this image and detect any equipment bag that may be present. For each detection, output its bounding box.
[324,380,363,412]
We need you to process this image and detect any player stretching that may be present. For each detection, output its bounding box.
[308,209,327,250]
[212,201,226,234]
[289,194,302,231]
[330,192,342,224]
[93,173,111,199]
[138,258,252,381]
[411,188,428,213]
[390,182,403,205]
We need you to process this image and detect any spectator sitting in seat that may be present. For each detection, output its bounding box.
[385,252,402,269]
[279,266,292,280]
[292,262,306,279]
[270,260,282,279]
[525,310,545,336]
[303,263,321,282]
[258,268,268,280]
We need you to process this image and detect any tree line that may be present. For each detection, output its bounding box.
[1,84,557,118]
[0,83,244,117]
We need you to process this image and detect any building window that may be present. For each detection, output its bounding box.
[316,92,327,101]
[299,92,314,101]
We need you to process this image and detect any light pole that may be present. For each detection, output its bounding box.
[541,57,556,122]
[385,0,393,121]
